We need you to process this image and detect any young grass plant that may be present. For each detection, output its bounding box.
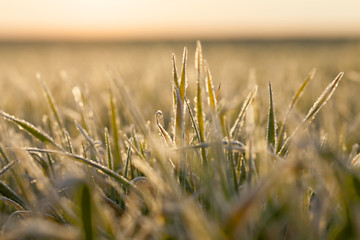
[0,42,353,239]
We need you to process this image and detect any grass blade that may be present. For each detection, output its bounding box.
[230,85,258,139]
[276,69,315,153]
[278,72,344,156]
[172,53,179,89]
[80,184,94,240]
[25,148,134,190]
[205,61,216,112]
[267,81,277,151]
[303,72,343,126]
[0,161,16,177]
[0,111,60,149]
[180,47,188,102]
[156,111,173,147]
[195,42,207,165]
[0,181,26,209]
[109,88,122,171]
[38,74,66,140]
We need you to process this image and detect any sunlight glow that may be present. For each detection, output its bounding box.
[1,0,360,40]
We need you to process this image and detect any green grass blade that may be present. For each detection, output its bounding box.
[196,61,207,165]
[124,137,133,179]
[267,81,277,151]
[0,110,61,149]
[80,184,94,240]
[0,181,26,209]
[109,89,122,170]
[230,85,258,139]
[174,86,184,145]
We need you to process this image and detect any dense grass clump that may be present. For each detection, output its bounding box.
[0,41,359,239]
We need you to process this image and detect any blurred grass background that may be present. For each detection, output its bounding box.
[1,40,360,146]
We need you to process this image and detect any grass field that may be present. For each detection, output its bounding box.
[0,40,360,239]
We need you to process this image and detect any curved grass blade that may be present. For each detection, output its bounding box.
[0,111,61,149]
[25,148,134,190]
[230,85,258,139]
[267,81,277,151]
[155,111,173,147]
[0,181,26,209]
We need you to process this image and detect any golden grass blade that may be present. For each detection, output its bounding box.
[276,69,316,153]
[195,41,202,81]
[303,72,343,126]
[180,47,188,102]
[172,53,179,89]
[155,111,173,147]
[37,74,66,140]
[278,72,344,156]
[0,111,61,149]
[230,85,258,139]
[290,69,316,111]
[196,82,207,165]
[205,61,216,112]
[267,81,277,150]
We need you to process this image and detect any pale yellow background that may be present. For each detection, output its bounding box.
[1,0,360,40]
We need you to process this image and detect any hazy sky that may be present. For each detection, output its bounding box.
[1,0,360,40]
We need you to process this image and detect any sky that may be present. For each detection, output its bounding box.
[1,0,360,41]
